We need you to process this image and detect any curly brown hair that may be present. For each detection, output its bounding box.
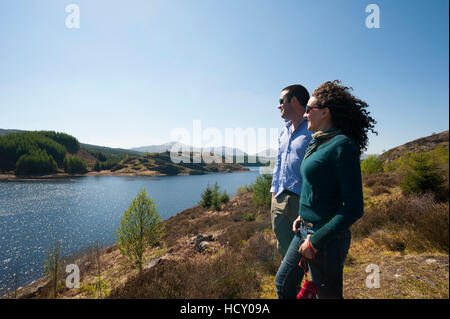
[312,80,378,154]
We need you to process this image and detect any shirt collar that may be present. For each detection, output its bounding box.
[284,118,307,133]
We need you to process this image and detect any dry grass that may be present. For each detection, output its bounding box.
[362,172,402,188]
[351,193,449,253]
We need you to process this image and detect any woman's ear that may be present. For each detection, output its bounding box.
[321,107,330,119]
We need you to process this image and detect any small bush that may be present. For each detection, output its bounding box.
[219,192,230,204]
[115,189,164,275]
[251,175,272,208]
[361,155,383,175]
[243,212,255,222]
[199,183,229,211]
[400,153,444,196]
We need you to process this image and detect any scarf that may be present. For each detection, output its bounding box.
[303,128,342,160]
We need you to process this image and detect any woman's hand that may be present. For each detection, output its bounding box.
[292,216,302,233]
[299,234,318,259]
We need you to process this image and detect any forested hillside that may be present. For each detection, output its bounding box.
[0,131,83,175]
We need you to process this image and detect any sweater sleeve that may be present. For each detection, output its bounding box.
[309,139,364,251]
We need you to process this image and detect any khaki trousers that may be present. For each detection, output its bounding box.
[270,190,300,258]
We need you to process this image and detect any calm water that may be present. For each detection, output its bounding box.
[0,167,262,293]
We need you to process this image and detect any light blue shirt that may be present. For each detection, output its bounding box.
[270,118,312,198]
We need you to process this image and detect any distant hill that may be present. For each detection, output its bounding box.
[81,143,143,156]
[379,130,449,162]
[131,143,247,157]
[0,128,24,136]
[131,142,181,154]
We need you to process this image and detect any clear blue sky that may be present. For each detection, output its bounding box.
[0,0,448,154]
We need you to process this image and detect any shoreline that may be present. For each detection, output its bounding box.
[0,167,252,181]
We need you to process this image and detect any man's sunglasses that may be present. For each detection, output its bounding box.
[279,97,290,105]
[305,105,326,114]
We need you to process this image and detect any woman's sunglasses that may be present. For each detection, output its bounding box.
[305,105,326,114]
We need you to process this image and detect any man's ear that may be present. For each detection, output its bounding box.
[291,96,301,109]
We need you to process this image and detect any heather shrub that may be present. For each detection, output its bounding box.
[362,172,401,188]
[109,249,261,298]
[371,185,391,196]
[352,193,449,252]
[243,212,255,221]
[241,232,281,275]
[236,185,250,196]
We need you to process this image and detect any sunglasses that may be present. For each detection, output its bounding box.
[305,105,326,114]
[279,97,290,105]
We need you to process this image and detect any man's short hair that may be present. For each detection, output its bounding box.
[282,84,310,107]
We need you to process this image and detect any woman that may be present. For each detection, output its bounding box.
[274,80,377,299]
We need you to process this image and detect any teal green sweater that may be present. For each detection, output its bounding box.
[299,134,364,251]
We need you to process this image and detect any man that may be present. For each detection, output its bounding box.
[270,84,312,258]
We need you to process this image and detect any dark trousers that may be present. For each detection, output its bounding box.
[308,230,351,299]
[274,232,305,299]
[275,229,351,299]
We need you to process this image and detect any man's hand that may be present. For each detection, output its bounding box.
[298,234,317,259]
[292,216,302,233]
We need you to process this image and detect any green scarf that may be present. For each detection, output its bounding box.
[303,128,342,159]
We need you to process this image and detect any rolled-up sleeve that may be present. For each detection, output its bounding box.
[270,133,282,194]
